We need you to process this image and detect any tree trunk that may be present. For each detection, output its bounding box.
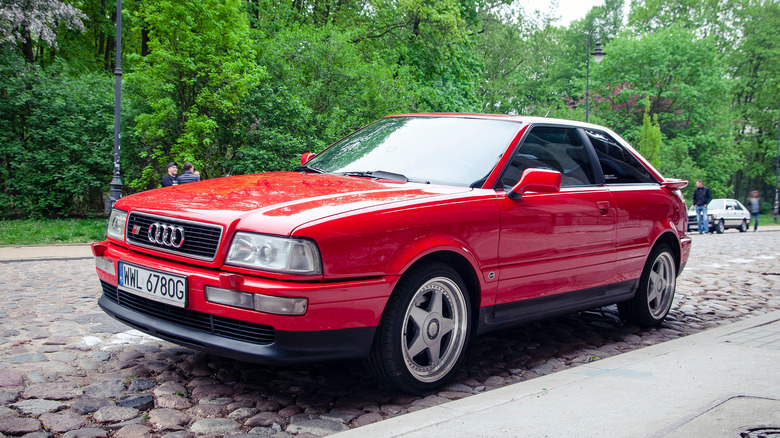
[22,29,35,63]
[142,28,150,57]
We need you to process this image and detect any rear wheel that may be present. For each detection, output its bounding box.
[716,219,725,234]
[739,219,748,232]
[618,244,677,327]
[366,262,470,393]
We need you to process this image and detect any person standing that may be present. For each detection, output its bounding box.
[692,180,712,234]
[749,190,761,232]
[161,162,178,187]
[177,162,200,184]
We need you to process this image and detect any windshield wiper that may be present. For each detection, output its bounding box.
[341,170,409,182]
[294,165,325,174]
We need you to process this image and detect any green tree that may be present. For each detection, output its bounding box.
[254,23,414,145]
[474,6,564,115]
[628,0,743,47]
[0,52,113,217]
[638,103,662,168]
[593,26,735,197]
[0,0,87,64]
[729,0,780,201]
[476,0,626,120]
[126,0,263,188]
[4,0,779,218]
[234,0,487,175]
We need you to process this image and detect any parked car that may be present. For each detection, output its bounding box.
[93,114,691,393]
[687,198,750,233]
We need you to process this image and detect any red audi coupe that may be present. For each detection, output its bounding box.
[93,114,691,392]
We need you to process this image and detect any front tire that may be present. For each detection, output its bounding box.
[618,244,677,327]
[716,219,725,234]
[366,262,471,393]
[739,219,748,232]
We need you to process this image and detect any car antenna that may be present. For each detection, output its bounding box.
[544,109,551,117]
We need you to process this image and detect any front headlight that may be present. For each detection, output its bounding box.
[106,209,128,241]
[226,232,322,275]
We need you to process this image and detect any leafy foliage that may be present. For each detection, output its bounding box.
[0,0,87,62]
[638,104,662,169]
[1,0,779,216]
[124,0,264,189]
[729,0,780,202]
[0,52,113,217]
[592,26,735,198]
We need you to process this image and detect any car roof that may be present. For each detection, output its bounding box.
[385,113,608,130]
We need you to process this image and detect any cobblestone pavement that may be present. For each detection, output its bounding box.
[1,230,779,438]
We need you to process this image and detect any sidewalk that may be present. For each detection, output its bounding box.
[333,311,780,437]
[0,244,92,262]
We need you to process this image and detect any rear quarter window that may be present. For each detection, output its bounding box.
[585,130,657,184]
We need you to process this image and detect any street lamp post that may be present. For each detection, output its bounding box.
[775,102,779,222]
[106,0,123,214]
[586,27,606,123]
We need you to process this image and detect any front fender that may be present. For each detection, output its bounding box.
[294,193,501,281]
[383,234,498,311]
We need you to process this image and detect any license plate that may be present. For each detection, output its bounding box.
[118,262,187,308]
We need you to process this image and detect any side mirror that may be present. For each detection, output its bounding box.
[300,152,315,166]
[508,168,562,200]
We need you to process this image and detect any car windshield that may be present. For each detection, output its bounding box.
[709,199,725,210]
[306,117,522,187]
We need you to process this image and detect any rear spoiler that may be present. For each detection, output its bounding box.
[661,179,688,190]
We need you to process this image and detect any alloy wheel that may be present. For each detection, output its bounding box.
[401,276,468,383]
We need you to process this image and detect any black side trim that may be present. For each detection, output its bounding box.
[477,280,638,334]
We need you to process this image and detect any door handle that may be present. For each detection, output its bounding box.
[597,201,611,215]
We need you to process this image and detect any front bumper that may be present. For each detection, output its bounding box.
[93,241,392,364]
[687,214,714,231]
[98,283,375,364]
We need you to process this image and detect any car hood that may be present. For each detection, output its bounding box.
[115,172,470,236]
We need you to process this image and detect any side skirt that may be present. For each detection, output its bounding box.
[477,280,638,335]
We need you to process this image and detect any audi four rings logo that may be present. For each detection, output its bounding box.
[148,222,185,248]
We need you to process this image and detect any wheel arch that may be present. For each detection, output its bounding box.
[366,251,481,392]
[396,251,482,335]
[652,231,682,273]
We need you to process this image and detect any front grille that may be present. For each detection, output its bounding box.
[125,212,223,260]
[101,281,275,345]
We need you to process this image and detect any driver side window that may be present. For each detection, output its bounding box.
[499,126,596,190]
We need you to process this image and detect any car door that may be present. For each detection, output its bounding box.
[734,200,749,224]
[725,200,739,227]
[493,125,617,318]
[722,200,731,227]
[584,128,673,278]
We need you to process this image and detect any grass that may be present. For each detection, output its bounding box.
[0,218,107,246]
[757,213,780,228]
